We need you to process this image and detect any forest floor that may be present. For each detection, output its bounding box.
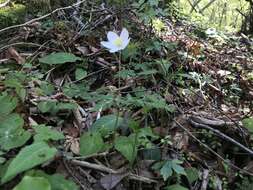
[0,2,253,190]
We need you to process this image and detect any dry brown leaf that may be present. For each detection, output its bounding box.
[7,47,25,64]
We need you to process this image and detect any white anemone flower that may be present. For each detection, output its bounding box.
[101,28,130,53]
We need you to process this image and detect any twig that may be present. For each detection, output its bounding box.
[173,119,253,176]
[189,119,253,156]
[190,115,234,127]
[70,159,158,184]
[201,169,209,190]
[72,0,85,28]
[0,0,87,33]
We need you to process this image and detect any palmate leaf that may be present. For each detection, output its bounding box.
[160,161,173,181]
[39,52,82,65]
[33,125,64,142]
[1,142,57,184]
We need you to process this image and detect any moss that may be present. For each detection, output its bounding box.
[0,4,26,29]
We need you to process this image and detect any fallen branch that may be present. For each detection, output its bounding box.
[173,119,253,176]
[189,119,253,156]
[190,115,234,127]
[70,159,158,184]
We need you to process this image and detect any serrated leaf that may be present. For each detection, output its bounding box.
[242,118,253,133]
[1,142,57,184]
[39,52,81,65]
[40,82,55,96]
[79,132,104,156]
[171,160,186,175]
[160,161,173,181]
[91,114,123,137]
[75,68,87,80]
[33,125,64,142]
[13,176,51,190]
[114,135,138,164]
[186,167,199,183]
[37,101,57,113]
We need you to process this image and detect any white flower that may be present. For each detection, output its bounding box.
[101,28,130,53]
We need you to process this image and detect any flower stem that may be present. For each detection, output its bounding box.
[118,52,122,89]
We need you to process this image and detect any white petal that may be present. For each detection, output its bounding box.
[121,38,130,50]
[107,31,119,42]
[120,28,129,41]
[101,41,112,49]
[109,47,120,53]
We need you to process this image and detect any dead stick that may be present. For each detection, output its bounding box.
[190,120,253,156]
[174,119,253,176]
[70,159,157,184]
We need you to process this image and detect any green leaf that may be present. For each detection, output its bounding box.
[13,176,51,190]
[160,161,173,181]
[33,125,64,142]
[91,115,123,137]
[79,132,104,156]
[39,52,81,65]
[171,160,186,175]
[27,170,79,190]
[0,113,30,151]
[17,87,26,102]
[40,82,55,96]
[0,113,24,134]
[37,101,77,114]
[165,184,188,190]
[57,102,77,110]
[0,128,31,151]
[0,157,6,164]
[75,68,87,80]
[185,167,199,183]
[114,135,138,164]
[0,94,17,117]
[242,118,253,133]
[1,142,57,184]
[37,101,57,113]
[47,174,79,190]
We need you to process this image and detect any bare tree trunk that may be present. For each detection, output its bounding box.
[190,0,202,13]
[199,0,217,14]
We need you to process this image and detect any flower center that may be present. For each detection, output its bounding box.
[113,38,123,47]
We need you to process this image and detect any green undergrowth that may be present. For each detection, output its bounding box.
[1,0,253,189]
[0,3,26,29]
